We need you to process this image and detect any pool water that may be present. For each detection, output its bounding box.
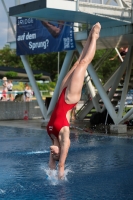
[0,126,133,200]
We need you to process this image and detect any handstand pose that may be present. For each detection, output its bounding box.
[47,22,101,179]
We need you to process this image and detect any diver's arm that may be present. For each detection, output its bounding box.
[109,54,118,60]
[49,151,56,169]
[58,135,70,179]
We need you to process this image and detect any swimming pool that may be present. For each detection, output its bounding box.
[0,126,133,200]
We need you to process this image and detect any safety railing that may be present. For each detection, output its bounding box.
[79,0,132,7]
[0,90,50,101]
[79,0,122,6]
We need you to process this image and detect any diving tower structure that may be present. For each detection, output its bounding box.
[5,0,133,125]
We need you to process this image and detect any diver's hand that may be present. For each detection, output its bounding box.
[58,172,64,180]
[58,165,64,180]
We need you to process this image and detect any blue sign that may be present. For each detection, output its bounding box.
[16,17,76,55]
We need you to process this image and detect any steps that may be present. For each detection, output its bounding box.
[76,66,133,120]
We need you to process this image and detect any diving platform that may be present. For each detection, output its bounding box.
[9,0,133,49]
[8,0,133,125]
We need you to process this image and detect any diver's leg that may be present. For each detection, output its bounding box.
[66,22,101,103]
[60,24,95,90]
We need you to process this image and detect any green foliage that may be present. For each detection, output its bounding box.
[79,23,90,31]
[92,49,119,84]
[34,73,43,80]
[0,45,23,67]
[0,46,66,81]
[48,82,56,91]
[37,82,50,91]
[0,45,120,85]
[5,71,18,78]
[53,74,58,83]
[12,82,25,91]
[37,81,56,93]
[28,52,66,80]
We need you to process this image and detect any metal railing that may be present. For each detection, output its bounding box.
[0,90,50,101]
[79,0,121,6]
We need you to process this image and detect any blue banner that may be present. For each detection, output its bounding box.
[16,17,76,55]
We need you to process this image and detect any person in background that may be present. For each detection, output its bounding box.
[24,84,33,102]
[109,47,128,62]
[24,83,29,101]
[2,77,8,101]
[7,80,13,101]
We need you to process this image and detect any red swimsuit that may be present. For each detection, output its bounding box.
[47,87,77,139]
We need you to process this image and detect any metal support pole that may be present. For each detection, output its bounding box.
[102,48,130,113]
[58,52,60,78]
[103,66,120,91]
[95,49,113,71]
[85,70,101,112]
[120,107,133,123]
[46,50,74,119]
[77,54,130,120]
[76,41,118,121]
[75,41,120,122]
[1,0,48,119]
[115,48,123,62]
[116,0,124,7]
[88,64,118,123]
[20,55,47,119]
[76,42,101,112]
[16,0,47,119]
[15,0,20,5]
[106,0,112,5]
[17,0,47,119]
[118,46,133,121]
[74,0,79,32]
[76,0,79,12]
[131,0,133,23]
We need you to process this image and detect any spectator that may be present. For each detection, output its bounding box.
[2,77,8,101]
[24,83,29,100]
[24,84,33,102]
[7,80,13,101]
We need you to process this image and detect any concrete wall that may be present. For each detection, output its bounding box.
[0,101,43,120]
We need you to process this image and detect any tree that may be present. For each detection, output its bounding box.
[28,52,66,80]
[0,45,120,84]
[5,71,18,79]
[34,73,43,80]
[92,49,119,84]
[0,45,23,67]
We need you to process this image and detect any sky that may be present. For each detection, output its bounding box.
[0,0,33,49]
[0,0,118,50]
[0,0,12,49]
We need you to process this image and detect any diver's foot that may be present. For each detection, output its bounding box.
[91,22,101,40]
[88,25,94,37]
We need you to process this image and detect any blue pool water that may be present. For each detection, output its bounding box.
[0,126,133,200]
